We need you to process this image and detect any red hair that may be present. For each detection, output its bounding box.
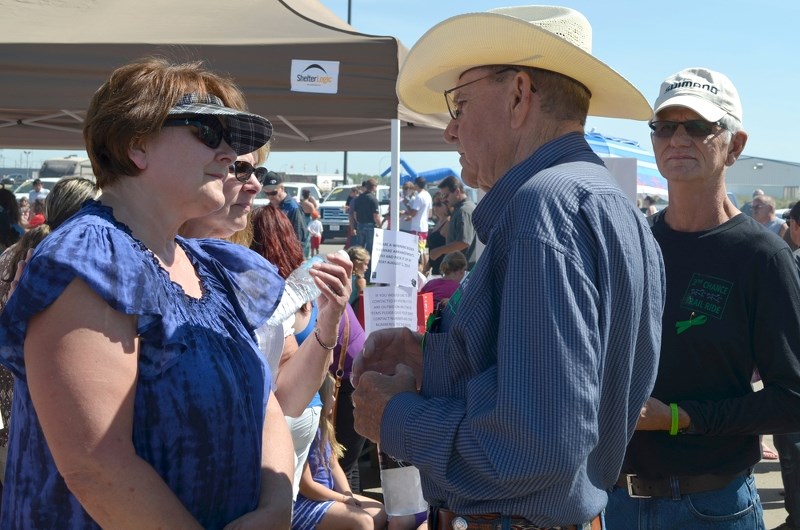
[250,205,304,279]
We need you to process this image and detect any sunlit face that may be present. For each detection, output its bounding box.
[267,185,284,207]
[751,198,773,224]
[651,107,736,186]
[439,188,462,209]
[443,67,516,191]
[432,199,448,218]
[145,120,236,220]
[354,258,369,275]
[182,151,261,238]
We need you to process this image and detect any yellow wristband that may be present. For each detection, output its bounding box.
[669,403,679,435]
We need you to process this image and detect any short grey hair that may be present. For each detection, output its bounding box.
[719,113,742,135]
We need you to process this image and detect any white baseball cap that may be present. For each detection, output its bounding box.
[653,67,742,124]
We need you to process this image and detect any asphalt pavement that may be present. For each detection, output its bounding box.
[759,434,791,529]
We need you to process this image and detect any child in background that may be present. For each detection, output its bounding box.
[308,210,323,257]
[346,246,370,311]
[420,251,467,307]
[292,375,387,530]
[27,199,45,228]
[17,197,30,228]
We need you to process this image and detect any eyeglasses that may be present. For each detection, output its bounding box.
[648,120,725,139]
[162,115,232,149]
[443,67,536,120]
[230,160,269,184]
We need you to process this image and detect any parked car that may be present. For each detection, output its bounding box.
[3,173,26,186]
[13,177,61,201]
[253,182,321,208]
[319,185,390,240]
[1,176,17,188]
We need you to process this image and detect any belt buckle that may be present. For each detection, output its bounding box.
[625,474,651,499]
[450,516,469,530]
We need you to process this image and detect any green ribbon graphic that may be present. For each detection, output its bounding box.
[676,313,708,335]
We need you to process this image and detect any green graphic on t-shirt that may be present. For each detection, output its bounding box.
[679,273,732,321]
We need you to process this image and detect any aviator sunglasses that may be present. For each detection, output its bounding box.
[162,115,231,149]
[230,160,269,184]
[649,119,725,139]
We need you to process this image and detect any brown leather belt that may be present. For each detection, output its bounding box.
[616,468,752,499]
[431,508,602,530]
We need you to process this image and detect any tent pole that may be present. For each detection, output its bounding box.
[389,119,400,232]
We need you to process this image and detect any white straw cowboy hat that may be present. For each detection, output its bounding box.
[397,5,652,121]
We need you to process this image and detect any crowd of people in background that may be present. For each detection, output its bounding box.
[1,4,800,530]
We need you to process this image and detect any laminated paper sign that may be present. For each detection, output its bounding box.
[370,229,420,289]
[363,285,418,336]
[290,60,340,94]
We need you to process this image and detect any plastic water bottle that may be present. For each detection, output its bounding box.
[266,250,351,326]
[266,256,325,326]
[378,446,427,516]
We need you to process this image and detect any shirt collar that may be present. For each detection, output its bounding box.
[473,132,603,243]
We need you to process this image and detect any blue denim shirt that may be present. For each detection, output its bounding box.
[381,133,665,527]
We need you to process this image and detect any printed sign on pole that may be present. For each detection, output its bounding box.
[370,229,420,289]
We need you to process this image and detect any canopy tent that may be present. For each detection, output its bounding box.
[586,131,668,198]
[0,0,451,152]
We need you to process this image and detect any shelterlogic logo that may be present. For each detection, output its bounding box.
[290,60,340,94]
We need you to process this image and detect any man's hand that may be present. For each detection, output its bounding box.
[351,327,423,389]
[352,364,417,443]
[636,397,691,431]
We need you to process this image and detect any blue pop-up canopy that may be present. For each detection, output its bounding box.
[381,159,459,185]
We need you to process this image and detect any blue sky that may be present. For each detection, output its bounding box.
[4,0,798,177]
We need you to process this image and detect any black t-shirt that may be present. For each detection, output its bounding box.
[352,192,379,225]
[623,212,800,478]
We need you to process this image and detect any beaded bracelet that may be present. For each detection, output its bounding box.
[314,327,337,350]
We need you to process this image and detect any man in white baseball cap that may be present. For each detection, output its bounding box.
[607,66,800,530]
[351,5,666,529]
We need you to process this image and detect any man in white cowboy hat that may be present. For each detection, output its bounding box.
[351,6,665,530]
[606,67,800,529]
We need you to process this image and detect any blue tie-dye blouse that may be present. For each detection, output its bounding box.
[0,200,284,529]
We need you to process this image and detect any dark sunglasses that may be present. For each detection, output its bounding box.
[649,119,725,139]
[162,115,231,149]
[265,190,279,196]
[230,160,269,184]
